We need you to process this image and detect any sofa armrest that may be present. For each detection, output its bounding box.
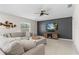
[23,44,45,55]
[0,48,5,55]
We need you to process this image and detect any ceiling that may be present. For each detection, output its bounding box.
[0,4,74,21]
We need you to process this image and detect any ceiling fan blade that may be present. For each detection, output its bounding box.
[40,13,43,16]
[44,13,49,15]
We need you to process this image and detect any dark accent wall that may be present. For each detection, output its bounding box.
[37,17,72,39]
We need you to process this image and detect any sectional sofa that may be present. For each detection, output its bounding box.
[0,32,46,55]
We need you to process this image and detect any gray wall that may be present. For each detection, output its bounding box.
[37,17,72,39]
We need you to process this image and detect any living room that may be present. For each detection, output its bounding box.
[0,4,79,55]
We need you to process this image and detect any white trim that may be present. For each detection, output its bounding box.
[58,38,72,41]
[47,38,72,41]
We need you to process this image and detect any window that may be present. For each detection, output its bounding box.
[20,23,31,32]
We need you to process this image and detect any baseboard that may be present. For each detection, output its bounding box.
[58,38,72,41]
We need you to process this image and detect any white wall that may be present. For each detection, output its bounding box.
[0,12,37,35]
[73,4,79,52]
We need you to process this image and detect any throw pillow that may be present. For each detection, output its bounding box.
[2,41,24,55]
[19,40,36,51]
[13,40,36,51]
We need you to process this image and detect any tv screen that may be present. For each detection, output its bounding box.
[46,23,57,32]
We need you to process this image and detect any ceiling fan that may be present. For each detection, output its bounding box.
[34,9,49,16]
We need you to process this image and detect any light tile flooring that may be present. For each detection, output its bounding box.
[45,38,78,55]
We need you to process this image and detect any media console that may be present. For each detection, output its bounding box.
[44,31,58,39]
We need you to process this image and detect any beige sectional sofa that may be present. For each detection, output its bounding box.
[3,32,47,46]
[0,32,46,55]
[0,44,45,55]
[0,40,45,55]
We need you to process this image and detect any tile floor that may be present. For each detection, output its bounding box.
[45,38,78,55]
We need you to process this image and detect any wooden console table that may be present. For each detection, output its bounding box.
[44,32,58,39]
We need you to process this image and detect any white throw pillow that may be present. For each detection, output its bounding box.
[2,41,24,55]
[26,32,30,37]
[0,36,8,48]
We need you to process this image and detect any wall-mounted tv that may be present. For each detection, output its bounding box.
[46,22,58,32]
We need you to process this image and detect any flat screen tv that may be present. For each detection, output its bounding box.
[46,23,57,32]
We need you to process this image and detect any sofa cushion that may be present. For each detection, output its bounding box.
[2,41,24,55]
[0,36,20,49]
[23,44,45,55]
[16,40,36,51]
[0,36,10,48]
[11,32,26,37]
[25,32,30,37]
[3,33,12,38]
